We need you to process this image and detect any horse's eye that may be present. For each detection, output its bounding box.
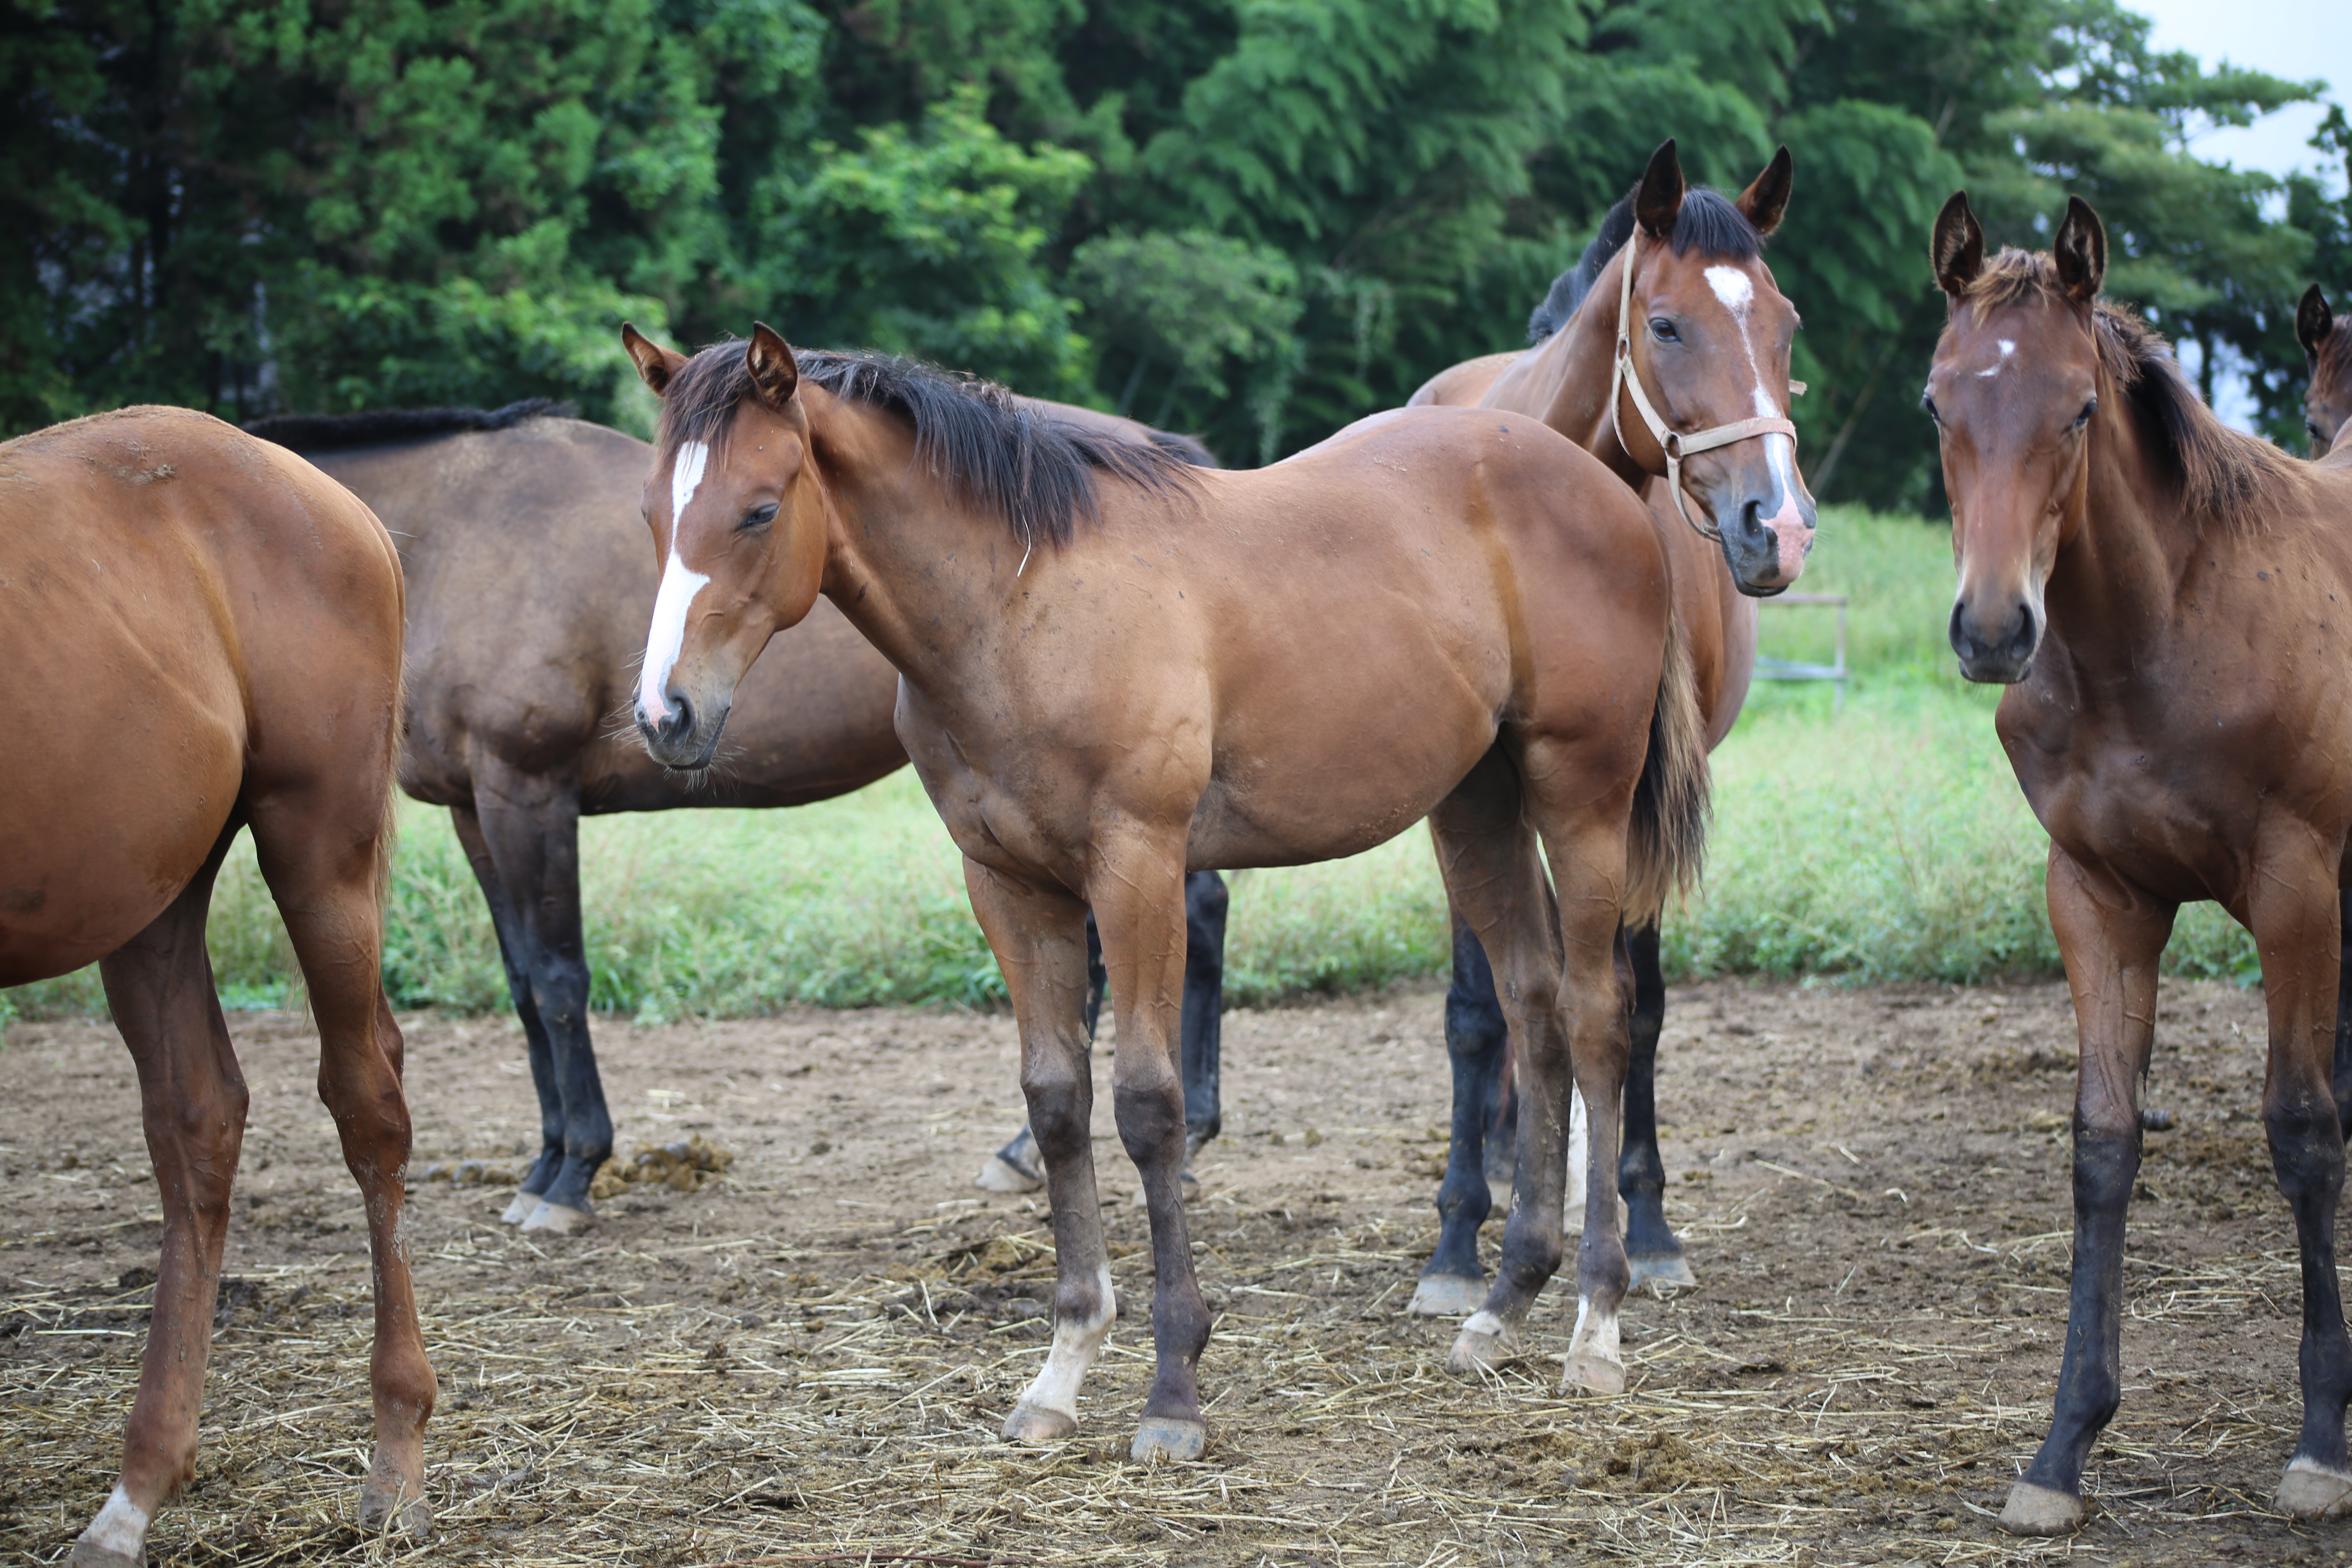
[1648,318,1679,344]
[2071,398,2097,431]
[1920,392,1940,425]
[742,502,779,530]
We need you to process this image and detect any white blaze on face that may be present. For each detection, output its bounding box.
[1704,263,1806,572]
[1977,339,2017,378]
[639,440,712,724]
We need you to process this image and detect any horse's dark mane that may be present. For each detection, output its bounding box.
[1527,186,1762,345]
[1965,250,2299,534]
[655,343,1197,549]
[245,398,574,452]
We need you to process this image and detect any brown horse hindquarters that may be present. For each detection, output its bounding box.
[0,408,430,1567]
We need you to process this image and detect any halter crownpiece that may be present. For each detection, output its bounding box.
[1607,237,1802,543]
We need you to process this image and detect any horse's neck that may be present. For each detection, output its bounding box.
[2041,405,2201,687]
[1481,267,1643,484]
[808,404,1018,696]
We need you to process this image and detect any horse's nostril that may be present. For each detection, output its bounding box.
[665,693,695,737]
[2011,602,2038,655]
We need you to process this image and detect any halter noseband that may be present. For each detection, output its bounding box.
[1608,237,1804,543]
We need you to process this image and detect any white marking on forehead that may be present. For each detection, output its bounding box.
[1704,266,1755,314]
[1976,340,2017,378]
[670,440,710,521]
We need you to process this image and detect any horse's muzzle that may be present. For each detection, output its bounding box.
[1723,492,1815,597]
[637,691,726,769]
[1949,596,2039,684]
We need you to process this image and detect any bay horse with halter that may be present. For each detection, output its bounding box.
[244,401,1229,1235]
[1405,138,1814,1309]
[1927,194,2352,1533]
[2301,285,2352,462]
[0,408,433,1565]
[616,325,1708,1454]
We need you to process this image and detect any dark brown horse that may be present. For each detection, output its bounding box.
[2301,285,2352,461]
[618,326,1708,1456]
[1927,195,2352,1533]
[248,403,1226,1234]
[1405,139,1813,1308]
[0,408,432,1565]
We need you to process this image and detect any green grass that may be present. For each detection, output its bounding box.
[0,504,2257,1028]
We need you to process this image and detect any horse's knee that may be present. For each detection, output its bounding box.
[1114,1077,1186,1166]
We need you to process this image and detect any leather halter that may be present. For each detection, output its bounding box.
[1608,237,1803,543]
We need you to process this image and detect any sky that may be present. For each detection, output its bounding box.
[2131,0,2347,193]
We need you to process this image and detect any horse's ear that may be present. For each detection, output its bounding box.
[2299,285,2335,365]
[1634,139,1685,240]
[1931,191,1984,301]
[745,322,801,411]
[621,323,688,399]
[2052,196,2105,303]
[1736,146,1794,237]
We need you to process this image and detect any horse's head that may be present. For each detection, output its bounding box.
[1613,139,1816,595]
[620,322,828,769]
[2300,285,2350,459]
[1925,193,2109,684]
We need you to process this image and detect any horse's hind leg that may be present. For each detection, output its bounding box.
[1619,921,1693,1288]
[450,803,569,1223]
[1432,748,1591,1379]
[464,762,611,1233]
[963,860,1116,1445]
[72,827,244,1568]
[2332,885,2352,1137]
[1408,914,1508,1317]
[248,784,436,1537]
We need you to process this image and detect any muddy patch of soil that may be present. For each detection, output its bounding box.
[0,977,2338,1565]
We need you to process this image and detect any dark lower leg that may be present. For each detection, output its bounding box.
[2334,886,2352,1138]
[1425,915,1506,1284]
[1618,923,1682,1267]
[2272,1093,2352,1470]
[451,806,563,1196]
[2022,1131,2137,1495]
[1178,871,1227,1150]
[1118,1072,1210,1425]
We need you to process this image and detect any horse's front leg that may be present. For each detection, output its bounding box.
[2248,843,2352,1521]
[1090,837,1213,1461]
[962,861,1109,1443]
[2002,847,2174,1536]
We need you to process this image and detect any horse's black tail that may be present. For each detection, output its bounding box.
[1623,601,1709,928]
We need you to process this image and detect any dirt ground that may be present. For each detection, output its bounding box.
[3,976,2349,1566]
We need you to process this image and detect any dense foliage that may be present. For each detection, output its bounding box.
[4,0,2344,503]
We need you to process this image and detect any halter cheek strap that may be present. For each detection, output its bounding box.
[1608,238,1803,543]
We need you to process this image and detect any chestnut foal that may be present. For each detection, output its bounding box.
[1927,195,2352,1533]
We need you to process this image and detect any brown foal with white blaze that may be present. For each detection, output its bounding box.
[0,408,432,1564]
[1927,194,2352,1534]
[616,326,1707,1458]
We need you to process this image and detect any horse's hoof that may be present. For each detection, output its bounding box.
[1406,1274,1487,1318]
[1563,1348,1627,1396]
[1999,1480,2084,1536]
[499,1190,539,1225]
[1447,1311,1514,1374]
[69,1542,140,1568]
[71,1486,147,1568]
[2277,1457,2352,1519]
[1001,1401,1077,1442]
[520,1199,594,1235]
[976,1156,1043,1194]
[359,1480,433,1540]
[1132,1417,1207,1463]
[1627,1252,1697,1291]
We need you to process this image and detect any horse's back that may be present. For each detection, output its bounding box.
[0,406,401,982]
[1408,351,1521,408]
